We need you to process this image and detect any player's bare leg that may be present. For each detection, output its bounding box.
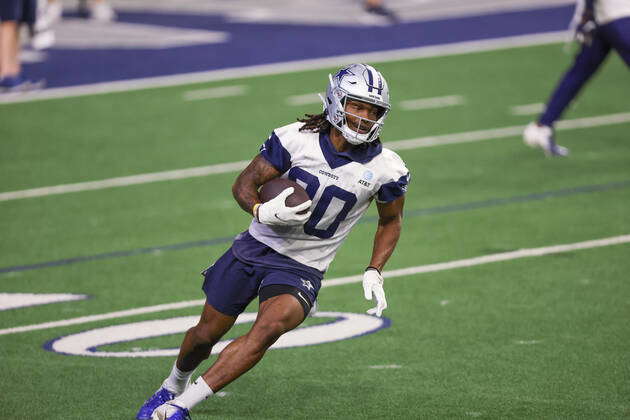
[176,302,236,372]
[0,21,20,78]
[201,293,305,391]
[135,303,236,419]
[150,294,306,418]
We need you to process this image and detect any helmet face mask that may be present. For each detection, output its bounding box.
[322,63,391,145]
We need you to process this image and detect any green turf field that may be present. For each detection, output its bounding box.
[1,43,629,419]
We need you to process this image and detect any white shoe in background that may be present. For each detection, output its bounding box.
[90,1,117,22]
[31,29,56,50]
[523,122,569,157]
[35,0,63,31]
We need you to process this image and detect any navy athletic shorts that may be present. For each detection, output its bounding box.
[202,247,321,317]
[0,0,36,24]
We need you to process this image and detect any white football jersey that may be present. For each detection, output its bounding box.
[594,0,630,24]
[248,121,409,272]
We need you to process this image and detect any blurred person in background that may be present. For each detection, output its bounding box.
[31,0,116,48]
[37,0,116,27]
[0,0,44,91]
[523,0,630,156]
[364,0,399,23]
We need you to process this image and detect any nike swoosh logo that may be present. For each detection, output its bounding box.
[297,292,309,305]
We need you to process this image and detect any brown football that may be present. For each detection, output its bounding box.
[259,178,310,213]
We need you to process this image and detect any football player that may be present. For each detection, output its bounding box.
[523,0,630,156]
[136,63,410,420]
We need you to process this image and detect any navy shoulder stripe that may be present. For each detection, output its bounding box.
[259,131,291,174]
[377,172,410,202]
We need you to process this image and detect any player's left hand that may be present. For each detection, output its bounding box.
[362,267,387,317]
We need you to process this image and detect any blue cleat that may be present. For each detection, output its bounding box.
[136,387,177,420]
[0,74,45,93]
[152,403,191,420]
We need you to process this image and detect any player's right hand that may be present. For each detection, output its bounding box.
[256,187,312,226]
[574,8,597,46]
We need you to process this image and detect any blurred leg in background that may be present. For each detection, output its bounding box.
[35,0,62,32]
[0,0,44,91]
[31,0,59,50]
[364,0,399,24]
[523,2,630,157]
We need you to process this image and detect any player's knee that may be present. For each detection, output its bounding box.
[191,323,222,346]
[248,320,286,349]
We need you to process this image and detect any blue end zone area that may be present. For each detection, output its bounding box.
[25,5,574,88]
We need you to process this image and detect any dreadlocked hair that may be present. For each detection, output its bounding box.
[298,112,331,133]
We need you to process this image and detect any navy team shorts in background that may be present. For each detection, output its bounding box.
[202,247,321,317]
[0,0,37,23]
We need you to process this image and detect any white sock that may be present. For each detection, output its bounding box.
[162,361,194,395]
[171,377,214,410]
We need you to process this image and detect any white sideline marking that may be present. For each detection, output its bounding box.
[399,95,465,111]
[510,102,545,116]
[49,19,229,50]
[182,85,247,101]
[1,234,628,336]
[0,31,569,105]
[286,92,323,106]
[2,111,629,203]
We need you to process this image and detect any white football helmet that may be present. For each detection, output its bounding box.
[322,63,391,145]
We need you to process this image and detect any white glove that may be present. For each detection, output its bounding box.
[363,268,387,317]
[257,187,312,226]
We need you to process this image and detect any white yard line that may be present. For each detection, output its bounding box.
[286,92,323,106]
[0,293,88,311]
[384,111,630,150]
[322,234,630,287]
[399,95,465,110]
[510,102,545,116]
[0,160,250,201]
[182,85,248,101]
[0,300,206,336]
[4,110,629,203]
[0,31,568,105]
[1,233,628,336]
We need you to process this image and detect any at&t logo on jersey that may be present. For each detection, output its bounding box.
[358,170,373,188]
